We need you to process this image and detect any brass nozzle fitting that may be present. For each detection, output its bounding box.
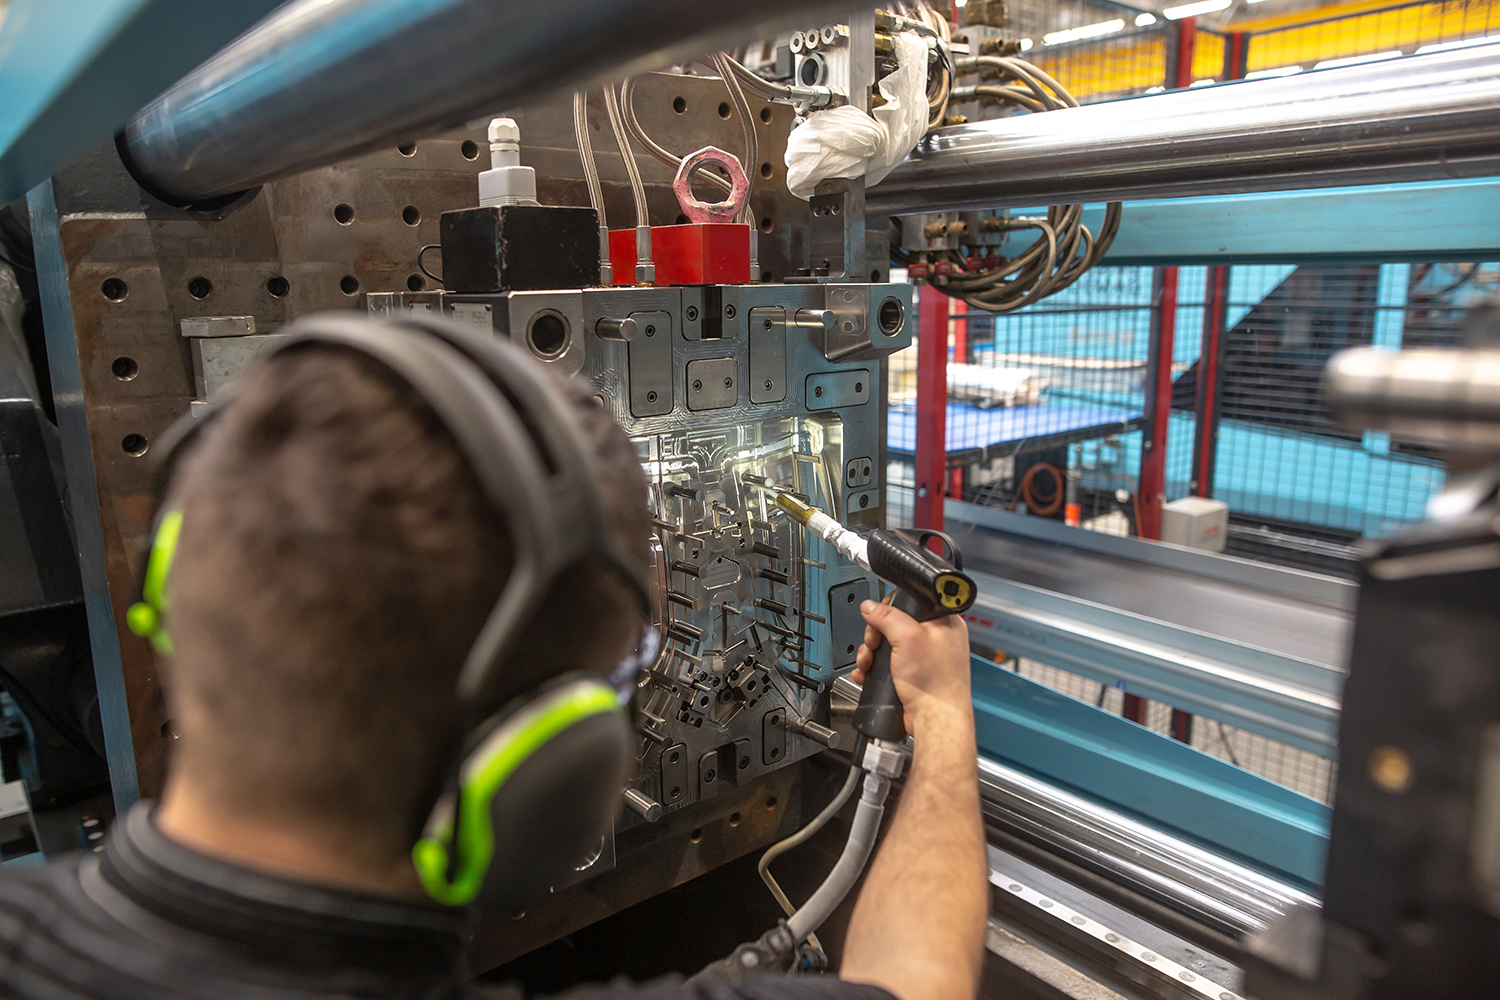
[774,492,818,526]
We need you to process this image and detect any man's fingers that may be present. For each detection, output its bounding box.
[860,600,923,648]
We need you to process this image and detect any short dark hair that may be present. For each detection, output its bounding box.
[164,344,648,865]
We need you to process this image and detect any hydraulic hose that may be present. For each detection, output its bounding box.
[784,770,891,942]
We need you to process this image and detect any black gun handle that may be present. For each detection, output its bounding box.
[853,590,929,743]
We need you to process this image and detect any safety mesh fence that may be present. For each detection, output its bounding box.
[1244,0,1500,78]
[1005,657,1338,805]
[989,0,1185,103]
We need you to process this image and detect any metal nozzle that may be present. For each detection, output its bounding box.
[774,492,818,525]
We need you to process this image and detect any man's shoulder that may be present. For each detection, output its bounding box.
[0,853,140,999]
[486,974,896,1000]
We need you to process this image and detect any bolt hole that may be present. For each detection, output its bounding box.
[718,101,732,119]
[407,273,425,291]
[759,217,774,233]
[766,797,778,810]
[669,785,681,799]
[528,311,569,357]
[100,277,128,301]
[759,162,773,179]
[690,827,703,843]
[729,812,741,827]
[770,747,780,758]
[878,297,906,335]
[739,755,750,769]
[333,203,354,225]
[871,270,883,282]
[646,391,658,403]
[705,770,716,783]
[460,140,480,160]
[160,719,177,739]
[693,379,703,392]
[847,644,855,655]
[267,275,290,297]
[398,143,417,156]
[121,434,148,457]
[673,96,687,114]
[855,382,863,393]
[668,751,681,764]
[847,593,856,603]
[111,357,138,381]
[760,106,772,123]
[186,276,212,299]
[645,324,656,336]
[340,275,360,295]
[723,377,732,388]
[402,205,421,226]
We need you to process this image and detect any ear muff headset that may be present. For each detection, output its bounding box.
[127,312,651,910]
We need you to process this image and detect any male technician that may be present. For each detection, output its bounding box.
[0,334,986,999]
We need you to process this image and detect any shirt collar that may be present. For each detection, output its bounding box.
[99,803,471,976]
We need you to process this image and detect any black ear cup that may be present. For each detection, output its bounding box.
[478,710,634,912]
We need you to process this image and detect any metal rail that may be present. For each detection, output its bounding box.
[978,756,1319,946]
[866,43,1500,216]
[120,0,841,205]
[946,500,1350,757]
[834,674,1318,950]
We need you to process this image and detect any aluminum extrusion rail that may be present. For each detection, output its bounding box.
[866,42,1500,216]
[978,756,1318,951]
[120,0,842,205]
[832,676,1316,953]
[945,500,1350,757]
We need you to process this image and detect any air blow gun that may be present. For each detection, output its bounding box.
[772,492,977,753]
[693,492,976,981]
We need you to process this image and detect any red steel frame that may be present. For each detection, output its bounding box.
[1158,20,1201,744]
[913,288,949,531]
[1139,20,1196,540]
[1192,265,1228,497]
[1138,266,1177,540]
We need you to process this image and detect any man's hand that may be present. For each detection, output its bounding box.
[840,599,985,1000]
[852,599,972,738]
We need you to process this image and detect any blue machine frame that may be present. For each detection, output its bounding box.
[973,657,1331,888]
[0,0,280,206]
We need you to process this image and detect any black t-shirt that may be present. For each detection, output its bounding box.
[0,806,894,1000]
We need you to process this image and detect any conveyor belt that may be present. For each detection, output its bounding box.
[942,500,1353,756]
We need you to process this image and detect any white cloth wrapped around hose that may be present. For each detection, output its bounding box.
[784,31,930,200]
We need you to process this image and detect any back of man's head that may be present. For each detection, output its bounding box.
[162,343,648,871]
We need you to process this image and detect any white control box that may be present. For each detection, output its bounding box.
[1161,497,1229,553]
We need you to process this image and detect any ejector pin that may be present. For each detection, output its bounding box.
[785,716,841,749]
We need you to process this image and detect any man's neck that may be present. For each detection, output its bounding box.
[156,780,426,900]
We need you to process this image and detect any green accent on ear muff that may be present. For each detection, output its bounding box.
[126,508,184,656]
[412,680,622,906]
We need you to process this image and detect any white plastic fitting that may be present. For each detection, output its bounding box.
[478,117,538,207]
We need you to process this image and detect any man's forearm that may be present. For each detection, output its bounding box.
[839,706,987,1000]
